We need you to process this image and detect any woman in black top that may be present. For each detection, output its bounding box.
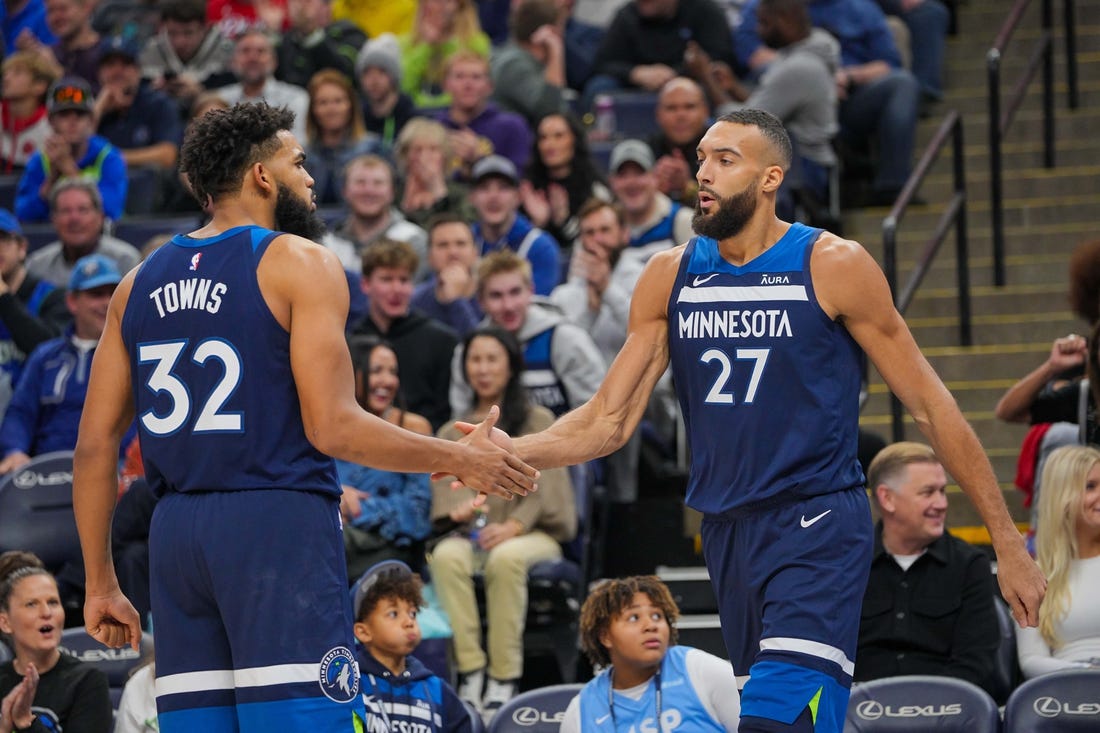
[0,556,112,733]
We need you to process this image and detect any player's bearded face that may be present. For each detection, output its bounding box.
[274,183,326,241]
[692,181,757,240]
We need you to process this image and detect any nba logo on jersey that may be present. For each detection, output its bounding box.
[189,252,203,271]
[318,646,360,703]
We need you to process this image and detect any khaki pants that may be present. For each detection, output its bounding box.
[429,531,562,680]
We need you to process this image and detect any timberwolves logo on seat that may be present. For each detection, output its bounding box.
[319,646,360,703]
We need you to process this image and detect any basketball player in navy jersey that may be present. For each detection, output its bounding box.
[70,103,538,733]
[458,109,1046,732]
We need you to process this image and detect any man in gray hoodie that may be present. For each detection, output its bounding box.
[449,249,605,420]
[704,0,838,206]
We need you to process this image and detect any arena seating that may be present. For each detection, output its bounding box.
[59,627,153,709]
[844,675,1000,733]
[0,451,79,573]
[486,682,582,733]
[1002,668,1100,732]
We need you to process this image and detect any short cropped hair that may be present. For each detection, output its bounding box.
[49,177,103,213]
[354,567,424,622]
[866,441,939,496]
[158,0,206,24]
[577,197,626,230]
[427,211,473,242]
[510,0,558,43]
[715,108,793,171]
[476,249,532,296]
[579,576,680,668]
[361,238,419,278]
[180,102,295,205]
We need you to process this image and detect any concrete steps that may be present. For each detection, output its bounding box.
[848,0,1100,532]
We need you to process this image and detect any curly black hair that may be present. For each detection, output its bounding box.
[355,566,424,622]
[579,575,680,669]
[180,102,296,206]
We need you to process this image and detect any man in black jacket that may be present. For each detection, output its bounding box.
[353,238,458,432]
[856,441,1001,696]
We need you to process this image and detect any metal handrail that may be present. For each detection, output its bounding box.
[881,111,970,442]
[987,0,1079,286]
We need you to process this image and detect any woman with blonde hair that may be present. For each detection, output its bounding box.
[399,0,490,108]
[394,117,473,226]
[1016,444,1100,678]
[305,69,380,205]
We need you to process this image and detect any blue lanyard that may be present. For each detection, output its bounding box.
[607,666,662,732]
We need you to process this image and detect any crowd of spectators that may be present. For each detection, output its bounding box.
[10,0,1072,729]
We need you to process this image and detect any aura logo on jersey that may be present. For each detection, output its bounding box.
[318,646,360,703]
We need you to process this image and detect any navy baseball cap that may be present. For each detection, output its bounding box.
[0,209,22,236]
[68,254,123,292]
[351,559,415,617]
[99,35,141,65]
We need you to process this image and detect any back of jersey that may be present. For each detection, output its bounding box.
[121,225,339,497]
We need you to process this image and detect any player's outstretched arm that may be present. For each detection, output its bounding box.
[73,272,142,651]
[513,246,681,470]
[265,235,538,499]
[812,234,1046,627]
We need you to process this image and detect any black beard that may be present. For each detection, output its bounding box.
[692,183,758,240]
[274,185,326,241]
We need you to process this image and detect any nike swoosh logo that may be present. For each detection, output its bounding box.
[692,273,719,287]
[595,713,611,724]
[800,509,832,528]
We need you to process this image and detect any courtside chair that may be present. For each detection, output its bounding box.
[844,675,1000,733]
[1003,668,1100,732]
[486,682,583,733]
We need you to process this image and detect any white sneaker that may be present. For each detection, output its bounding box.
[457,668,485,711]
[481,678,518,724]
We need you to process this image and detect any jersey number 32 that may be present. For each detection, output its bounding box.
[138,339,243,435]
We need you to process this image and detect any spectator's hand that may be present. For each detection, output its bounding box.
[0,662,37,732]
[547,183,570,228]
[449,128,484,165]
[683,41,712,82]
[254,0,286,31]
[478,520,521,550]
[437,262,474,304]
[165,73,203,102]
[1048,333,1087,372]
[84,587,141,651]
[339,485,369,521]
[629,64,677,92]
[0,451,31,474]
[747,46,777,72]
[835,69,851,101]
[996,541,1046,627]
[42,134,74,170]
[530,24,563,60]
[653,151,691,198]
[519,180,551,228]
[449,498,477,524]
[438,406,538,500]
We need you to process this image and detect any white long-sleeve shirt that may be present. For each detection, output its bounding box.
[1016,554,1100,679]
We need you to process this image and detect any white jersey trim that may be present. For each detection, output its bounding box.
[758,636,855,676]
[677,285,809,304]
[155,662,318,697]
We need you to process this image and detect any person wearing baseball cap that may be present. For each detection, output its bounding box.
[0,252,122,473]
[350,559,472,732]
[469,154,561,295]
[96,35,182,171]
[0,208,71,415]
[14,76,128,222]
[607,138,694,260]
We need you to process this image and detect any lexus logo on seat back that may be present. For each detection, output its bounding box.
[1033,696,1100,718]
[856,701,883,720]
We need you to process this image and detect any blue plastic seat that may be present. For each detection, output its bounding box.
[844,675,1000,733]
[487,683,583,733]
[1003,668,1100,732]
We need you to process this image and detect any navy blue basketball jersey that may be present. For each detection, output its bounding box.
[667,225,865,515]
[121,225,339,497]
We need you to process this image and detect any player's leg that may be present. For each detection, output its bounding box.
[704,488,873,732]
[150,492,241,733]
[204,489,365,732]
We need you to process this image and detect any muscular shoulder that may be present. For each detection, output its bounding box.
[261,233,348,288]
[809,231,880,320]
[632,244,686,316]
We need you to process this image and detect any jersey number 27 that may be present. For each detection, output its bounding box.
[700,347,770,404]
